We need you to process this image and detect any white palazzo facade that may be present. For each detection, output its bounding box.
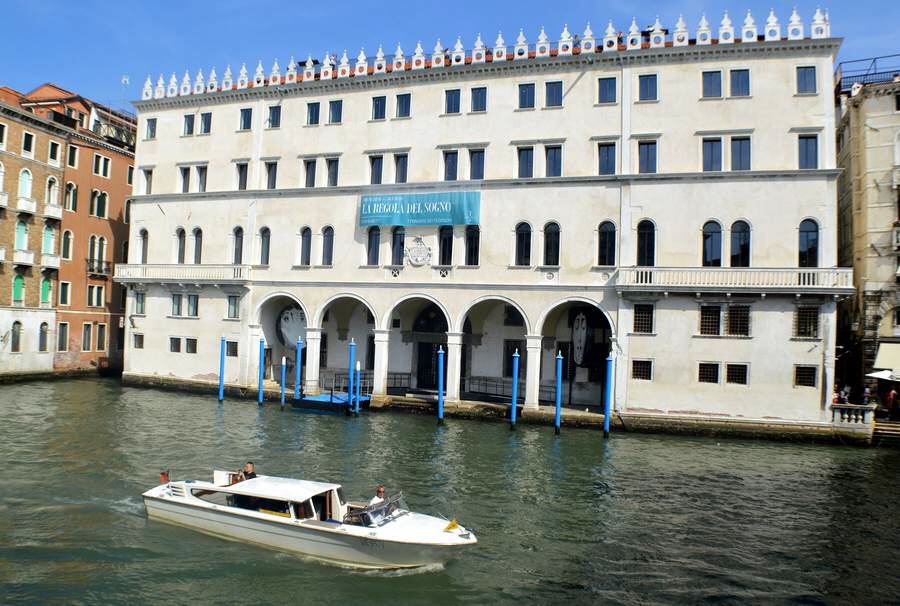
[116,9,854,424]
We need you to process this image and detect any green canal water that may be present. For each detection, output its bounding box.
[2,379,899,605]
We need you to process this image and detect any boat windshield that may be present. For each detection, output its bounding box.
[345,492,409,527]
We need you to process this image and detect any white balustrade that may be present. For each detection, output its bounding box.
[16,197,37,214]
[13,250,35,266]
[114,264,253,283]
[0,246,5,262]
[40,253,60,269]
[43,204,63,220]
[0,192,8,208]
[617,266,854,292]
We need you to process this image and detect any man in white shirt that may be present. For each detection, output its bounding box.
[369,484,385,506]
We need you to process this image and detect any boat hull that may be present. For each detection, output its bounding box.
[144,495,465,569]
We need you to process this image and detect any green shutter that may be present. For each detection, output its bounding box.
[15,221,27,249]
[41,278,51,303]
[13,275,24,302]
[43,225,53,254]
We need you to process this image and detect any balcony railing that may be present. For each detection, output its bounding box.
[86,259,114,276]
[0,192,8,208]
[41,253,60,270]
[16,197,37,214]
[617,267,854,294]
[13,249,35,266]
[0,246,5,263]
[43,203,63,220]
[113,263,253,284]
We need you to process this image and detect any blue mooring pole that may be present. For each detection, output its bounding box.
[279,356,286,407]
[437,346,445,424]
[257,338,265,404]
[294,338,303,401]
[554,351,563,435]
[355,361,362,415]
[347,339,356,415]
[603,355,614,438]
[510,349,520,429]
[217,336,226,401]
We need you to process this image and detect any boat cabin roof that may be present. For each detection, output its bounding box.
[208,475,341,502]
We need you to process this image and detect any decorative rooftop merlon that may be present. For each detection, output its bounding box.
[140,8,836,101]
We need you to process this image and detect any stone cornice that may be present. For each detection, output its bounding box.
[134,38,842,113]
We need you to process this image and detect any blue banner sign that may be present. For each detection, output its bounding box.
[359,192,480,226]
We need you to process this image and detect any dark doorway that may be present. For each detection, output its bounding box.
[412,303,448,391]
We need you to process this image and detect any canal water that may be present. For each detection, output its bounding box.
[2,379,899,605]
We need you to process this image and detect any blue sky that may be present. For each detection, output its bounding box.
[3,0,898,113]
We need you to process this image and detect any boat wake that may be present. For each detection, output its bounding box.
[358,562,446,577]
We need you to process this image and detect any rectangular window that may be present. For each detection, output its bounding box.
[726,305,751,336]
[501,340,525,378]
[200,112,212,134]
[795,306,820,338]
[171,293,183,316]
[180,166,190,193]
[307,102,320,125]
[67,144,79,168]
[22,131,34,156]
[133,333,144,349]
[396,93,411,118]
[96,324,107,351]
[730,69,750,97]
[794,365,817,387]
[545,81,563,107]
[726,363,748,385]
[183,114,195,135]
[370,155,383,185]
[469,149,484,180]
[598,143,616,175]
[518,83,535,109]
[227,295,240,319]
[731,137,751,171]
[471,87,487,112]
[304,159,316,188]
[445,89,461,114]
[638,74,658,101]
[236,162,248,190]
[265,161,277,189]
[633,304,654,334]
[82,323,92,352]
[0,123,5,149]
[545,145,562,177]
[632,360,653,381]
[371,96,386,120]
[394,154,408,184]
[700,305,722,336]
[326,158,339,186]
[319,333,328,368]
[328,100,342,124]
[267,105,281,128]
[57,322,69,352]
[185,338,198,354]
[187,294,199,317]
[87,285,104,307]
[698,362,720,384]
[48,141,60,165]
[799,135,818,169]
[598,77,616,103]
[145,118,157,139]
[517,147,534,178]
[143,169,153,195]
[59,282,70,305]
[239,108,252,130]
[169,337,181,353]
[702,71,722,98]
[638,141,657,174]
[443,151,458,181]
[196,166,207,192]
[127,166,134,185]
[703,138,723,172]
[226,341,238,357]
[796,66,817,94]
[93,154,111,178]
[134,291,145,315]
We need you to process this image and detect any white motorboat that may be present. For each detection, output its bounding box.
[142,471,477,569]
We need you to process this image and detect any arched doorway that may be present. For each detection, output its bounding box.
[459,298,529,401]
[538,300,614,407]
[256,294,308,384]
[384,297,451,392]
[316,295,377,393]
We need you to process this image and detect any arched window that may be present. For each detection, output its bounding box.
[98,237,107,262]
[232,227,244,264]
[514,222,531,266]
[88,235,97,263]
[18,169,32,199]
[175,229,186,264]
[702,221,722,267]
[192,228,202,264]
[730,221,751,267]
[366,227,380,266]
[12,275,25,305]
[259,227,271,265]
[42,224,54,254]
[543,222,560,266]
[46,177,58,205]
[97,192,107,218]
[465,225,480,266]
[15,220,28,250]
[38,322,49,352]
[139,229,149,264]
[799,219,819,268]
[637,220,655,267]
[90,190,99,215]
[438,226,453,266]
[597,221,616,266]
[391,226,405,266]
[40,278,51,305]
[11,321,22,353]
[321,226,334,265]
[64,182,77,211]
[300,227,312,266]
[61,230,73,260]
